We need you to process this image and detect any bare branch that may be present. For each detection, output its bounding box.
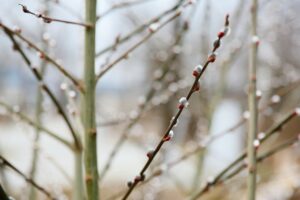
[190,107,300,199]
[120,14,231,200]
[0,155,57,200]
[99,5,195,181]
[2,30,82,151]
[95,0,185,57]
[0,101,74,150]
[96,0,191,81]
[97,0,155,20]
[19,4,92,28]
[0,22,84,92]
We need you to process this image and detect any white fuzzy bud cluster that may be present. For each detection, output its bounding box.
[253,139,260,148]
[149,23,160,32]
[252,35,260,44]
[271,95,281,103]
[178,97,189,108]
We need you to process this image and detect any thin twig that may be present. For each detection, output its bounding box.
[120,14,230,200]
[190,107,299,199]
[105,99,297,197]
[0,155,57,200]
[49,0,83,20]
[29,9,49,199]
[216,134,300,191]
[95,0,185,57]
[97,0,155,20]
[95,3,188,81]
[2,31,81,151]
[0,101,74,150]
[19,4,92,28]
[0,23,84,92]
[99,5,195,182]
[105,87,299,200]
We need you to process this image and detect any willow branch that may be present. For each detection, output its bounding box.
[190,108,300,199]
[95,4,188,81]
[19,4,92,28]
[97,0,154,20]
[120,14,230,200]
[0,22,84,92]
[0,155,57,200]
[99,7,194,182]
[95,0,185,57]
[2,31,81,151]
[105,97,299,200]
[0,101,74,150]
[193,136,299,200]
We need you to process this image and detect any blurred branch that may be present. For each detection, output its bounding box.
[102,79,299,195]
[190,107,300,199]
[192,0,246,191]
[97,0,155,20]
[247,0,259,199]
[99,5,196,181]
[0,155,57,200]
[0,101,74,150]
[19,4,92,28]
[95,2,189,81]
[2,30,82,151]
[95,0,185,57]
[49,0,83,20]
[29,7,50,198]
[43,152,73,185]
[120,14,230,200]
[0,22,84,92]
[216,134,300,191]
[105,84,299,199]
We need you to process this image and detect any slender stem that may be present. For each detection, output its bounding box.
[121,15,230,200]
[0,23,83,92]
[19,4,92,28]
[83,0,98,199]
[106,103,299,200]
[29,41,48,200]
[0,155,56,200]
[190,108,298,199]
[0,101,74,150]
[74,151,85,200]
[97,0,154,20]
[29,7,50,198]
[95,8,183,81]
[99,11,192,182]
[247,0,259,199]
[203,135,300,196]
[2,31,81,151]
[95,0,184,57]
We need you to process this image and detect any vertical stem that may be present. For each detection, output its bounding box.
[74,150,85,200]
[247,0,258,200]
[29,70,44,200]
[29,3,49,198]
[83,0,98,199]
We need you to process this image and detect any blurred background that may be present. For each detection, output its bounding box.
[0,0,300,199]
